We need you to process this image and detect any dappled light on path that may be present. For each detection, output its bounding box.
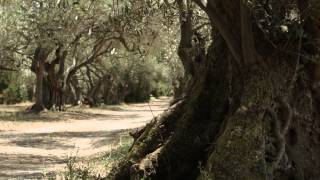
[0,98,170,179]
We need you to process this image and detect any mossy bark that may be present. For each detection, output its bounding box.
[108,0,320,179]
[109,51,320,180]
[109,31,232,179]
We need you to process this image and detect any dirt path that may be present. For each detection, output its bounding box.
[0,98,170,179]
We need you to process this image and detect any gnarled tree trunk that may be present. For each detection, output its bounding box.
[109,0,320,179]
[30,45,68,111]
[30,47,51,112]
[45,45,68,110]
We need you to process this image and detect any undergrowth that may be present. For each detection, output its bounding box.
[45,135,133,180]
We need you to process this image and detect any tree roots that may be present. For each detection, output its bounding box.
[267,97,293,173]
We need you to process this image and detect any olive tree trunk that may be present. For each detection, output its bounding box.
[108,0,320,179]
[30,47,50,112]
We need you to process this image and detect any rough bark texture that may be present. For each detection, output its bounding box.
[30,45,68,111]
[108,0,320,179]
[87,74,111,107]
[29,38,111,111]
[30,47,51,112]
[44,45,68,110]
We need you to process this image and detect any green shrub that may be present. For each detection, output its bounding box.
[3,81,28,104]
[0,79,8,93]
[151,81,173,98]
[0,71,33,104]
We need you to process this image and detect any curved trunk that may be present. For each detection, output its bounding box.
[45,47,68,110]
[68,77,82,105]
[87,74,110,107]
[110,47,320,180]
[31,45,67,111]
[110,0,320,179]
[32,59,45,112]
[110,31,234,180]
[31,47,50,112]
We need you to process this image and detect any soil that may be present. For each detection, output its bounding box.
[0,97,170,179]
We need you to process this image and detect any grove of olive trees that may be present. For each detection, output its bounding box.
[1,0,320,179]
[0,0,182,110]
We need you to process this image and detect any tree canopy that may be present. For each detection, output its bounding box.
[0,0,183,108]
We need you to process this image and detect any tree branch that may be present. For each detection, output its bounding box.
[240,1,258,65]
[193,0,243,65]
[64,40,112,86]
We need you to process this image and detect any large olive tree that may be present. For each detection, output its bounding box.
[110,0,320,179]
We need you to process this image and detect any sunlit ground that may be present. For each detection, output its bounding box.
[0,97,170,179]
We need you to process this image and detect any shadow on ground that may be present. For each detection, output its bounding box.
[0,98,170,179]
[4,130,126,150]
[0,154,65,179]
